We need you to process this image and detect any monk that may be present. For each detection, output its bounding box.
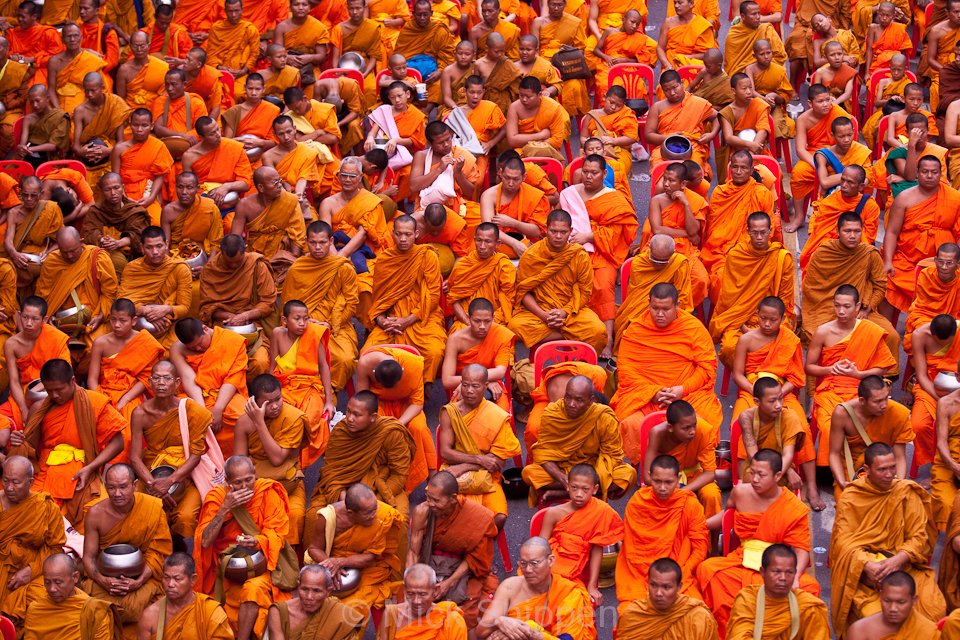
[727,544,831,639]
[445,225,517,328]
[882,83,939,153]
[306,75,364,155]
[0,38,33,156]
[83,464,171,638]
[35,226,119,359]
[593,11,657,94]
[47,24,107,114]
[514,35,562,104]
[725,1,786,75]
[439,41,478,116]
[249,46,302,103]
[747,39,795,139]
[913,316,960,483]
[78,0,119,74]
[811,13,861,67]
[477,537,595,639]
[149,5,193,62]
[170,317,249,457]
[848,572,940,640]
[183,49,230,119]
[195,455,290,639]
[204,0,259,81]
[379,564,468,639]
[862,54,909,149]
[474,33,522,117]
[110,110,175,224]
[830,442,946,635]
[23,554,116,640]
[471,0,520,59]
[280,91,342,198]
[138,553,233,640]
[364,216,447,382]
[393,0,456,106]
[274,0,331,96]
[504,76,570,161]
[904,244,960,353]
[7,3,61,84]
[129,360,215,540]
[7,358,126,524]
[685,48,734,110]
[70,73,131,188]
[441,297,514,406]
[222,75,281,165]
[616,558,719,639]
[181,117,254,209]
[0,456,66,625]
[613,283,722,429]
[656,0,718,68]
[877,116,948,201]
[16,85,70,165]
[478,156,549,257]
[329,0,382,94]
[696,450,820,636]
[406,473,498,628]
[715,77,772,181]
[3,176,62,296]
[151,69,209,158]
[265,564,360,639]
[799,165,878,271]
[865,2,911,72]
[523,361,608,455]
[926,0,960,112]
[812,41,858,112]
[161,172,224,260]
[531,0,590,116]
[260,115,321,218]
[81,173,150,278]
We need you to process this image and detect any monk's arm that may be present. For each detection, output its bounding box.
[828,408,852,487]
[655,22,671,69]
[644,104,668,148]
[883,112,901,150]
[794,117,814,166]
[3,213,26,269]
[937,395,960,475]
[247,405,298,467]
[814,153,841,190]
[731,336,754,395]
[170,346,205,404]
[46,62,61,110]
[440,70,459,110]
[881,199,905,273]
[699,111,719,144]
[137,602,160,640]
[587,0,602,39]
[86,340,104,390]
[84,433,124,479]
[437,411,482,472]
[592,30,612,63]
[902,137,921,182]
[914,340,940,399]
[477,579,521,639]
[927,27,944,72]
[738,409,759,460]
[864,28,877,72]
[406,504,427,566]
[804,332,831,379]
[409,150,446,191]
[645,200,681,239]
[4,339,26,424]
[440,339,463,390]
[82,516,112,589]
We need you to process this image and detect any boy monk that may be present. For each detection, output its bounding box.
[110,108,175,225]
[865,2,912,73]
[441,298,515,412]
[538,464,624,607]
[812,41,857,112]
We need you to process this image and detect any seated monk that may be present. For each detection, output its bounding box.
[810,14,861,68]
[406,473,499,629]
[380,564,470,639]
[221,74,280,165]
[204,0,260,85]
[708,212,792,366]
[258,46,302,103]
[117,227,192,348]
[507,210,607,353]
[567,137,634,207]
[656,0,718,69]
[904,244,960,354]
[539,465,625,606]
[305,483,404,629]
[0,38,33,158]
[115,32,169,111]
[195,455,291,639]
[363,80,426,201]
[828,374,913,500]
[524,360,607,454]
[477,536,596,639]
[470,0,520,59]
[883,83,938,154]
[150,69,209,160]
[441,300,515,408]
[364,216,447,383]
[848,572,940,640]
[82,464,172,637]
[696,450,820,636]
[876,115,948,200]
[864,2,912,72]
[170,317,250,457]
[646,72,718,176]
[523,376,636,503]
[15,85,70,167]
[746,39,794,139]
[46,24,108,115]
[303,391,414,543]
[280,89,343,198]
[181,116,254,211]
[0,456,66,626]
[725,1,786,75]
[273,0,332,96]
[613,283,722,430]
[138,553,234,640]
[912,316,960,485]
[393,0,456,107]
[86,299,164,420]
[33,227,118,362]
[811,41,858,113]
[160,171,225,260]
[6,358,126,524]
[440,41,477,116]
[473,44,522,138]
[268,301,335,466]
[23,554,116,639]
[615,236,692,349]
[479,156,549,258]
[445,225,517,330]
[281,221,359,392]
[830,443,946,635]
[183,49,230,119]
[616,558,719,639]
[799,165,879,271]
[110,109,175,225]
[582,87,641,173]
[862,54,909,149]
[617,454,709,603]
[6,2,60,86]
[807,285,897,466]
[593,12,657,95]
[934,362,960,530]
[81,173,151,279]
[77,0,118,74]
[37,169,92,228]
[686,49,734,110]
[129,360,216,541]
[260,116,321,219]
[727,544,831,639]
[636,401,721,518]
[514,36,562,105]
[265,564,361,639]
[234,374,308,545]
[357,345,436,493]
[307,77,364,157]
[197,235,276,381]
[716,75,771,181]
[504,76,570,161]
[3,176,63,296]
[329,0,383,93]
[148,4,192,63]
[69,72,131,188]
[409,121,483,220]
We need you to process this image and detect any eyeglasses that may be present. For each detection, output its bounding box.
[150,375,176,383]
[338,172,360,179]
[516,557,549,570]
[650,257,670,266]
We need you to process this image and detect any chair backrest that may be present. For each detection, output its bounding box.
[675,65,701,88]
[650,161,672,189]
[11,116,23,147]
[721,508,739,555]
[730,419,742,485]
[523,157,563,191]
[608,63,655,103]
[865,69,918,117]
[533,341,598,385]
[566,155,585,185]
[620,257,634,296]
[219,70,235,99]
[874,114,889,160]
[320,68,365,92]
[637,409,667,484]
[926,2,934,23]
[36,160,86,180]
[529,507,550,536]
[939,616,948,631]
[0,616,13,640]
[0,159,34,182]
[375,68,422,87]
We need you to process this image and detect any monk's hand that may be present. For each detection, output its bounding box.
[223,487,254,511]
[209,185,232,206]
[477,454,501,473]
[211,407,224,433]
[486,382,502,401]
[8,430,24,448]
[323,400,336,421]
[669,189,687,206]
[73,465,95,490]
[883,260,897,277]
[786,468,803,491]
[236,534,258,550]
[494,616,538,640]
[7,566,31,591]
[491,213,518,228]
[9,252,29,270]
[150,476,176,498]
[244,396,267,423]
[385,139,398,155]
[87,313,104,332]
[861,561,884,588]
[99,236,119,250]
[587,584,603,607]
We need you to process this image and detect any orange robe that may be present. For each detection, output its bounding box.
[446,251,516,327]
[151,93,209,135]
[506,575,596,640]
[640,187,709,307]
[731,326,808,424]
[148,22,193,60]
[0,325,70,431]
[789,104,852,202]
[186,64,232,114]
[582,106,642,172]
[79,21,119,73]
[330,20,384,93]
[616,594,719,639]
[614,251,692,349]
[94,331,164,420]
[524,362,608,454]
[123,57,169,109]
[204,19,260,76]
[192,139,254,196]
[452,323,515,410]
[155,593,233,640]
[118,254,192,346]
[836,399,913,491]
[594,31,657,96]
[702,179,777,282]
[492,182,549,255]
[7,25,62,76]
[174,0,215,32]
[274,322,331,467]
[120,136,176,219]
[22,589,115,640]
[383,601,467,640]
[724,22,786,75]
[464,100,505,179]
[54,51,108,114]
[169,196,224,255]
[663,16,718,68]
[905,268,960,356]
[583,189,639,321]
[799,189,881,271]
[869,21,912,72]
[727,585,830,639]
[548,497,624,584]
[516,96,570,157]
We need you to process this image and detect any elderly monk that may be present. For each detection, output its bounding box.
[161,172,225,261]
[329,0,382,93]
[445,225,516,329]
[913,316,960,483]
[904,244,960,352]
[233,374,307,545]
[727,544,830,639]
[183,49,230,119]
[81,173,150,278]
[357,345,436,492]
[35,226,118,360]
[70,73,130,187]
[617,454,708,603]
[437,363,520,528]
[281,221,359,392]
[613,283,722,429]
[151,69,209,156]
[265,564,360,640]
[656,0,718,69]
[129,360,213,540]
[830,443,946,635]
[881,157,960,319]
[198,235,276,380]
[725,1,786,75]
[441,300,515,407]
[505,77,569,161]
[274,0,331,95]
[7,3,60,82]
[807,285,897,465]
[848,572,940,640]
[305,482,404,628]
[507,210,607,352]
[0,38,33,156]
[364,216,447,383]
[195,456,290,639]
[708,212,792,366]
[16,85,70,164]
[171,318,249,457]
[3,176,62,295]
[181,117,254,210]
[23,554,115,640]
[7,358,125,523]
[304,391,413,543]
[523,376,635,503]
[616,558,718,639]
[83,464,171,638]
[474,33,522,117]
[47,25,107,114]
[110,110,175,224]
[696,450,819,636]
[799,165,878,271]
[0,456,66,625]
[406,473,498,628]
[478,537,596,639]
[479,156,549,258]
[116,33,168,110]
[380,564,468,639]
[139,553,233,640]
[204,0,259,82]
[86,299,164,419]
[393,0,456,106]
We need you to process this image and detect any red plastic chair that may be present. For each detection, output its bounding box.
[620,257,634,296]
[784,0,794,22]
[36,159,86,180]
[874,114,890,160]
[374,68,423,88]
[938,616,947,631]
[675,65,701,88]
[0,159,33,181]
[320,67,365,92]
[636,410,667,485]
[533,341,598,385]
[529,506,549,536]
[731,419,744,485]
[649,160,672,192]
[523,157,563,192]
[864,69,917,120]
[604,63,655,106]
[11,116,23,147]
[566,155,584,186]
[219,70,235,100]
[768,113,793,173]
[720,508,739,555]
[0,616,13,640]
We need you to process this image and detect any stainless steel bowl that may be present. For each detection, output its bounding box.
[98,544,145,578]
[223,548,267,583]
[53,304,88,323]
[184,249,208,269]
[339,52,364,71]
[135,317,157,332]
[224,323,257,335]
[935,371,960,396]
[333,567,362,596]
[662,134,692,160]
[598,542,620,588]
[21,253,42,264]
[738,128,758,142]
[220,191,240,206]
[150,465,181,496]
[25,379,46,404]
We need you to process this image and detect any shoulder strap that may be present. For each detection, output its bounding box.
[276,601,290,636]
[230,505,262,537]
[840,400,873,481]
[854,193,871,217]
[753,586,800,640]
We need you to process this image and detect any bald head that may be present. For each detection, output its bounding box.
[753,38,771,52]
[566,375,594,396]
[520,536,553,555]
[703,48,723,64]
[44,553,78,575]
[3,455,33,480]
[519,34,538,47]
[649,234,675,260]
[891,53,907,66]
[253,166,280,188]
[404,563,437,586]
[151,360,177,377]
[130,30,148,46]
[456,40,475,52]
[623,8,641,20]
[83,71,103,87]
[388,53,405,66]
[487,32,505,47]
[461,363,489,384]
[56,226,81,246]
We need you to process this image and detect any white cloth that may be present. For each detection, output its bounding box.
[369,104,413,170]
[444,107,485,156]
[418,146,458,208]
[558,185,595,253]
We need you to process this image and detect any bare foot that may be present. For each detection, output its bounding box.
[807,487,826,512]
[601,345,614,359]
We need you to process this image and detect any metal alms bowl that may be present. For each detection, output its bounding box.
[25,379,47,404]
[333,567,362,596]
[224,323,259,347]
[53,304,88,325]
[662,134,692,160]
[150,465,182,498]
[184,249,208,270]
[135,317,157,332]
[501,467,528,500]
[97,544,145,578]
[935,371,960,396]
[223,548,268,583]
[20,253,42,263]
[738,128,758,142]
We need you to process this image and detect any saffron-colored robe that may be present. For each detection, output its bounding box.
[789,104,853,202]
[649,92,716,173]
[383,601,467,640]
[393,20,456,104]
[151,92,209,135]
[93,330,164,420]
[451,323,515,409]
[123,57,169,110]
[701,179,776,280]
[515,96,570,156]
[186,64,231,114]
[54,51,108,114]
[169,196,224,256]
[614,251,692,349]
[727,585,830,639]
[506,575,596,640]
[725,22,786,75]
[155,594,233,640]
[23,589,115,640]
[191,138,254,194]
[0,492,65,622]
[274,322,330,467]
[204,19,260,76]
[547,497,624,585]
[583,189,638,321]
[799,189,880,271]
[663,15,718,67]
[0,324,70,430]
[615,594,718,639]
